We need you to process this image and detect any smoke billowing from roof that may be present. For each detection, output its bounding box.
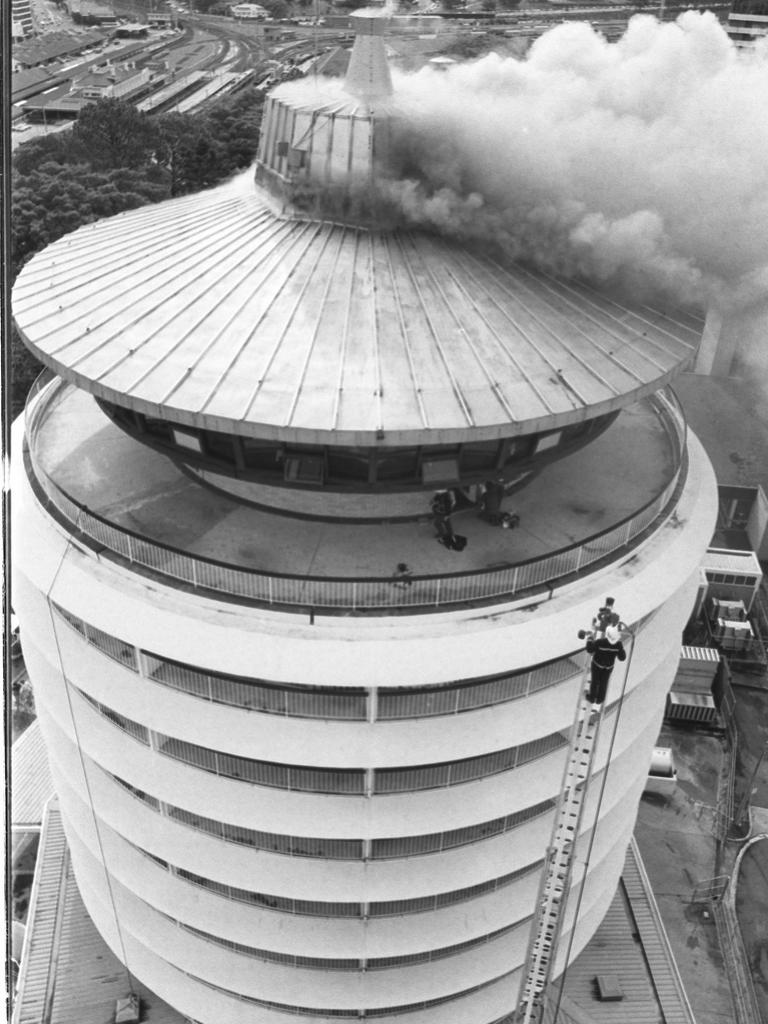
[378,12,767,312]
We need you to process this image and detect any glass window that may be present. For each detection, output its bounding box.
[204,431,235,463]
[142,416,170,439]
[326,448,371,482]
[536,431,562,453]
[171,427,203,453]
[241,439,281,469]
[374,448,419,482]
[460,440,501,472]
[501,436,535,463]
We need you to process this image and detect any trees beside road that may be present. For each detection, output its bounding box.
[10,89,265,416]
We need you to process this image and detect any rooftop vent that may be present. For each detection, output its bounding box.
[343,13,393,105]
[114,994,140,1024]
[253,10,396,222]
[595,974,624,1002]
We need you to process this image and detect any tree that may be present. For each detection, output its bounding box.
[11,162,167,269]
[199,86,265,173]
[12,132,74,176]
[259,0,289,17]
[10,92,266,413]
[9,326,43,421]
[152,112,214,196]
[72,98,158,170]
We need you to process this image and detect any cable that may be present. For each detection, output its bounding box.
[548,630,637,1024]
[43,499,137,993]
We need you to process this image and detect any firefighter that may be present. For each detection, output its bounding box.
[585,624,626,709]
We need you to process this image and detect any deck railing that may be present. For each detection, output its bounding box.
[25,373,687,613]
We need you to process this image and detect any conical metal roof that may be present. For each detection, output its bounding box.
[12,178,699,445]
[12,16,701,445]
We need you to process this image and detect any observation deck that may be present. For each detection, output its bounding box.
[25,374,686,613]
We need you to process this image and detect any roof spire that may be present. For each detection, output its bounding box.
[344,12,393,105]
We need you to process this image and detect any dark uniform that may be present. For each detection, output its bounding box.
[586,634,626,705]
[432,491,456,544]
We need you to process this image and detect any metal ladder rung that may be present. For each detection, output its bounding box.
[517,667,606,1024]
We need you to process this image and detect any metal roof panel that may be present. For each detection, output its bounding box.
[11,721,54,829]
[13,177,698,445]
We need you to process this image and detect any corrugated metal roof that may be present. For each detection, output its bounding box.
[557,839,696,1024]
[622,839,696,1024]
[11,721,55,829]
[557,876,660,1023]
[14,800,69,1024]
[703,548,762,573]
[680,645,721,663]
[12,178,699,446]
[13,29,104,65]
[668,692,716,709]
[14,799,189,1024]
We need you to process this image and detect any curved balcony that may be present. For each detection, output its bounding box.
[24,373,687,613]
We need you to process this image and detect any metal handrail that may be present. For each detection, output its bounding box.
[24,375,688,613]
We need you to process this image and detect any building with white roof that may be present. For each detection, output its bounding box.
[70,63,150,99]
[231,3,268,18]
[11,14,717,1024]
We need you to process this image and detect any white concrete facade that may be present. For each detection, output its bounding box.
[12,408,717,1022]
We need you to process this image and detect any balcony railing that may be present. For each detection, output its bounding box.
[25,373,687,613]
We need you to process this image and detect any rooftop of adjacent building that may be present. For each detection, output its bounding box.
[12,28,105,66]
[24,380,682,609]
[11,720,54,833]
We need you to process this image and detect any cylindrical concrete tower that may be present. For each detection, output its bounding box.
[12,17,717,1024]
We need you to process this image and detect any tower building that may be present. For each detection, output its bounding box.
[12,17,717,1024]
[726,0,768,47]
[12,0,35,39]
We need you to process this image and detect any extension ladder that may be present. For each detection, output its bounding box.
[516,671,604,1024]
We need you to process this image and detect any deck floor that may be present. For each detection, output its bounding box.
[34,386,675,580]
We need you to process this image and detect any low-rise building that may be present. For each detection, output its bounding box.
[70,62,150,99]
[231,2,268,18]
[13,29,105,69]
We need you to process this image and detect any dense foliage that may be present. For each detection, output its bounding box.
[10,89,265,416]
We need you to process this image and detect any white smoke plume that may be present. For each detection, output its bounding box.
[379,12,768,312]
